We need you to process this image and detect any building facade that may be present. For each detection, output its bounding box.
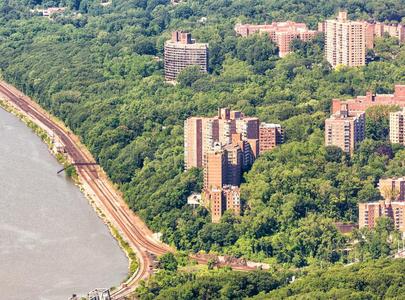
[359,177,405,232]
[320,16,405,50]
[359,200,405,232]
[234,22,317,57]
[259,123,283,154]
[379,177,405,202]
[390,108,405,145]
[184,117,203,169]
[325,104,365,154]
[366,22,405,47]
[324,11,366,68]
[331,85,405,114]
[164,31,208,81]
[204,186,240,223]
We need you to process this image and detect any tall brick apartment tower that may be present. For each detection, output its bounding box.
[325,11,366,68]
[325,103,365,154]
[164,31,208,81]
[259,123,283,154]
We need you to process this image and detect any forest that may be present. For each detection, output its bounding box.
[135,257,405,299]
[0,0,404,269]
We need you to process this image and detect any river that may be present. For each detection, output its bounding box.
[0,108,128,300]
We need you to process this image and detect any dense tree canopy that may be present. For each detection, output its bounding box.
[0,0,404,268]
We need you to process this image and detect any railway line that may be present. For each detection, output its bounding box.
[0,81,267,299]
[0,81,167,299]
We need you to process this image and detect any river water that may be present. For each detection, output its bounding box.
[0,108,128,300]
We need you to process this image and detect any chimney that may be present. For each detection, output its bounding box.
[340,103,349,118]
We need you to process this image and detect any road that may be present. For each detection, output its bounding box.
[0,81,268,299]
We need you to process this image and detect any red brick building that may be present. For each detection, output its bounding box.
[259,123,283,154]
[331,85,405,114]
[234,22,317,57]
[204,186,241,223]
[185,108,282,222]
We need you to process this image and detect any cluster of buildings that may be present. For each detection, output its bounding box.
[318,11,405,68]
[326,86,405,232]
[325,84,405,154]
[163,12,404,81]
[184,108,283,222]
[359,177,405,232]
[234,22,317,57]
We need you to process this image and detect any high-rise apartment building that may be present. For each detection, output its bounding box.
[331,85,405,113]
[184,108,259,169]
[359,200,405,232]
[259,123,283,154]
[359,177,405,232]
[234,22,317,57]
[164,31,208,81]
[325,104,365,154]
[367,22,405,47]
[324,11,366,68]
[185,108,282,222]
[390,108,405,145]
[223,143,243,186]
[204,185,241,223]
[184,117,203,170]
[203,143,227,190]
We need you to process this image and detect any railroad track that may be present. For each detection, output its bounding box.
[0,81,170,299]
[0,81,266,299]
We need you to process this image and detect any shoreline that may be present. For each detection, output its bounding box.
[0,97,138,293]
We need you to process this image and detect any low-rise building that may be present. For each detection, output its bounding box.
[331,85,405,114]
[234,21,317,57]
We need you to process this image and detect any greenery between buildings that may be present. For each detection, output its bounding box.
[1,0,405,287]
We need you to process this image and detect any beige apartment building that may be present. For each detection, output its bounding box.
[359,201,405,232]
[359,177,405,232]
[164,31,208,81]
[390,108,405,145]
[325,104,365,154]
[324,11,366,68]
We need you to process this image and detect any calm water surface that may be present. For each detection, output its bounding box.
[0,108,128,300]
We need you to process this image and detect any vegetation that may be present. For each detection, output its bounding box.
[254,259,405,299]
[135,258,405,299]
[0,0,404,271]
[135,267,292,300]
